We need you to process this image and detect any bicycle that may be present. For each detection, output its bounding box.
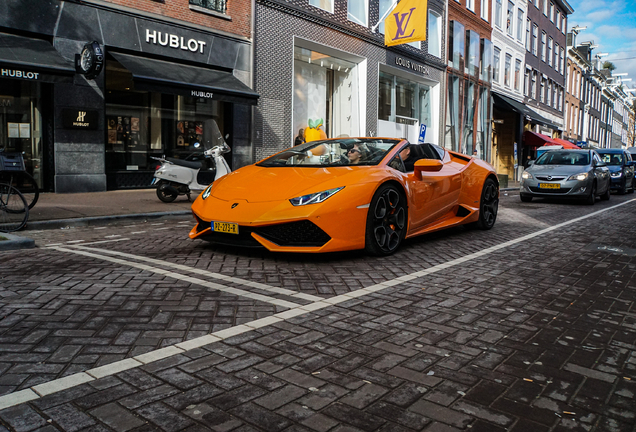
[0,183,29,232]
[0,150,39,210]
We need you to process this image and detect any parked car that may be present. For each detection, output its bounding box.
[596,149,635,194]
[189,138,499,255]
[520,149,611,205]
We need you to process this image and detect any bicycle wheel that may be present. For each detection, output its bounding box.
[0,183,29,232]
[0,171,39,209]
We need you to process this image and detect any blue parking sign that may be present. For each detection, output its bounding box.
[418,124,427,143]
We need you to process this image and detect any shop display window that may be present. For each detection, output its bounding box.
[0,79,44,189]
[292,46,359,143]
[105,58,228,186]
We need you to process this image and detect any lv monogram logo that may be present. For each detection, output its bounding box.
[392,8,416,40]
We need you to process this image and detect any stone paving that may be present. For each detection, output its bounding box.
[0,192,634,431]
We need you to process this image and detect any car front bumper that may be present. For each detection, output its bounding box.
[520,177,592,198]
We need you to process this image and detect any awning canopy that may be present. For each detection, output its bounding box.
[524,131,557,148]
[552,138,580,149]
[493,92,561,130]
[0,32,75,81]
[110,52,259,106]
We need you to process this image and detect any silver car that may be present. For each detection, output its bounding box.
[520,149,611,204]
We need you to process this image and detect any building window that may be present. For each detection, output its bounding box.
[493,47,501,83]
[532,24,538,56]
[547,37,552,66]
[481,38,493,82]
[546,81,551,106]
[515,59,521,90]
[541,32,546,62]
[506,1,514,36]
[348,0,368,26]
[466,30,480,77]
[526,18,531,51]
[481,0,489,20]
[467,0,475,12]
[531,71,537,99]
[189,0,226,14]
[504,54,511,87]
[542,0,548,15]
[449,21,466,70]
[309,0,334,13]
[555,11,560,29]
[495,0,503,28]
[445,75,461,152]
[428,10,442,57]
[550,2,554,21]
[377,0,392,33]
[540,78,545,103]
[559,47,564,74]
[517,9,524,41]
[524,67,530,95]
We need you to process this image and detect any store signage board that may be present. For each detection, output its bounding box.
[145,29,206,54]
[62,109,99,130]
[395,57,430,75]
[1,68,41,80]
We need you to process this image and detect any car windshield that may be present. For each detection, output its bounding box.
[598,153,623,166]
[534,151,590,166]
[257,138,401,167]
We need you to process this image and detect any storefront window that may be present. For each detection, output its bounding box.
[476,87,491,161]
[462,80,476,155]
[378,70,432,143]
[466,30,480,77]
[0,80,44,189]
[105,59,227,187]
[445,75,461,152]
[292,46,358,143]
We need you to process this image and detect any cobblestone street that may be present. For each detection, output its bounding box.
[0,192,634,432]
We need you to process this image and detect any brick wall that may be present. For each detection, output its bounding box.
[96,0,252,38]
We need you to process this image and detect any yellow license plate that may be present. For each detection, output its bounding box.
[539,183,560,189]
[212,221,239,234]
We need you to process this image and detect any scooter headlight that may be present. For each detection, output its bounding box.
[201,184,213,200]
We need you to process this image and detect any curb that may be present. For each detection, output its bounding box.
[26,210,191,231]
[0,232,35,251]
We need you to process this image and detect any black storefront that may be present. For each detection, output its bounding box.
[0,0,257,193]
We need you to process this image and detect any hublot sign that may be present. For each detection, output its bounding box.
[145,29,207,54]
[62,109,99,130]
[395,57,430,75]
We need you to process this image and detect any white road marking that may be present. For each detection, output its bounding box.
[0,199,631,411]
[93,227,107,230]
[73,238,130,246]
[66,240,85,244]
[65,245,324,303]
[130,231,146,234]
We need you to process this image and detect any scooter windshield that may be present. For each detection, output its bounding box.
[200,119,229,151]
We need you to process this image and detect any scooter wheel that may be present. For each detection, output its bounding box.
[157,183,178,203]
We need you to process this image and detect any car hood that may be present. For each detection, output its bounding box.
[211,164,369,203]
[527,164,591,176]
[606,166,622,173]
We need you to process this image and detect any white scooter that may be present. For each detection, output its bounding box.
[151,134,231,203]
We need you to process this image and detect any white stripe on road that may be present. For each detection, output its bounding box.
[48,246,303,309]
[65,244,324,303]
[0,198,631,411]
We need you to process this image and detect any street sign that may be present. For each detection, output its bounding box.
[418,124,427,143]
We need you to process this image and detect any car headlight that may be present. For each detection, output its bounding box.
[610,171,622,178]
[201,184,213,200]
[290,187,344,206]
[567,172,588,181]
[521,171,533,179]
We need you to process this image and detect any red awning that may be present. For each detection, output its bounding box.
[523,131,556,147]
[552,138,580,149]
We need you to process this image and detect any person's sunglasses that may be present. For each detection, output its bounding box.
[348,148,360,154]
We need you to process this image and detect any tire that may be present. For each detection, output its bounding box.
[600,183,611,201]
[585,182,596,205]
[364,184,407,256]
[156,182,178,203]
[470,178,499,230]
[0,171,39,209]
[520,194,533,202]
[0,183,29,232]
[619,179,627,195]
[629,178,635,194]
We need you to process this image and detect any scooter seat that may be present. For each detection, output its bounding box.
[166,157,203,169]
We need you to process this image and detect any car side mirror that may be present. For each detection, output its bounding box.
[414,159,443,179]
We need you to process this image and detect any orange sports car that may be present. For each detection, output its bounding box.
[189,138,499,255]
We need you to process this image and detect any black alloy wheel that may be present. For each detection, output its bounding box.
[365,184,407,256]
[470,177,499,230]
[156,182,178,203]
